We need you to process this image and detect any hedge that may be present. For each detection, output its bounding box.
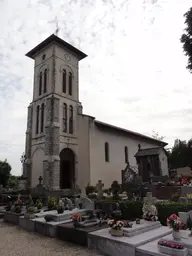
[156,202,192,225]
[95,199,192,225]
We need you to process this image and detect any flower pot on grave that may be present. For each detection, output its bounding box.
[158,245,187,256]
[110,228,123,237]
[172,230,181,241]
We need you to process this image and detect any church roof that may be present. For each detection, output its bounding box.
[134,147,165,157]
[94,120,168,146]
[26,34,87,60]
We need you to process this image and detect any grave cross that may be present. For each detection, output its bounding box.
[38,176,43,185]
[143,192,156,211]
[96,180,104,199]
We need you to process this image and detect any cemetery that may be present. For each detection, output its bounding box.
[1,171,192,256]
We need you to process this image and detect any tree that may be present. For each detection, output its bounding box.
[181,7,192,72]
[168,138,192,169]
[7,175,19,188]
[152,131,165,141]
[0,159,11,187]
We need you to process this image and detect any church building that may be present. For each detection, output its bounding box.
[24,34,169,191]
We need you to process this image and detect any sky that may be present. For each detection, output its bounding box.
[0,0,192,175]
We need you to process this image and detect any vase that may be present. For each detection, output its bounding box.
[172,230,181,240]
[110,229,123,237]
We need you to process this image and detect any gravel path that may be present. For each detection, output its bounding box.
[0,221,103,256]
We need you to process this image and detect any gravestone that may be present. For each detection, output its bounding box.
[96,180,104,199]
[76,197,94,211]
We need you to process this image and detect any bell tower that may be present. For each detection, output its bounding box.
[24,34,87,189]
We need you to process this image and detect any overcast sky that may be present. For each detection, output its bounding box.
[0,0,192,175]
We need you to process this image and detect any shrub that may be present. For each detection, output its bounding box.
[86,183,96,195]
[47,197,57,210]
[120,200,143,220]
[36,199,43,210]
[156,202,192,225]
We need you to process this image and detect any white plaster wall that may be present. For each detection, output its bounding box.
[159,150,169,176]
[89,123,165,188]
[33,45,53,100]
[77,114,91,190]
[31,147,44,187]
[55,45,79,101]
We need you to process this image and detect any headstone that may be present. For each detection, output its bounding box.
[76,197,94,210]
[80,187,86,198]
[96,180,104,199]
[38,176,43,185]
[143,192,156,211]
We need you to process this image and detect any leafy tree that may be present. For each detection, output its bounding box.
[0,159,11,187]
[152,131,164,141]
[168,138,192,169]
[181,7,192,72]
[7,175,19,188]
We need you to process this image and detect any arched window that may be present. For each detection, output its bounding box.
[63,103,67,132]
[69,72,72,96]
[43,69,47,93]
[40,103,44,133]
[36,105,40,134]
[39,72,42,96]
[105,142,109,162]
[69,105,73,134]
[62,69,66,93]
[124,146,128,164]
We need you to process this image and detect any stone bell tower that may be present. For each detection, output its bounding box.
[24,34,87,190]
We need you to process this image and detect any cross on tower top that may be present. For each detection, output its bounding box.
[54,16,60,36]
[38,175,43,185]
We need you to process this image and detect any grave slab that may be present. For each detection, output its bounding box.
[35,217,72,238]
[88,226,172,256]
[57,223,108,246]
[4,211,23,225]
[19,217,36,232]
[123,220,161,237]
[136,234,192,256]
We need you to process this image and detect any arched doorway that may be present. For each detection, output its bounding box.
[59,148,75,189]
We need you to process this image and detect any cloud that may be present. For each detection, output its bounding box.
[0,0,192,175]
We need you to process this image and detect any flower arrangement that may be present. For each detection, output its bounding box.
[108,219,124,230]
[166,214,184,232]
[158,240,184,250]
[47,196,57,210]
[56,199,64,214]
[142,203,158,221]
[14,197,23,213]
[72,213,81,222]
[36,199,43,210]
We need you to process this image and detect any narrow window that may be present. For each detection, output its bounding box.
[39,72,42,96]
[69,105,73,134]
[125,146,128,164]
[36,105,40,134]
[62,69,66,93]
[43,69,47,93]
[69,72,72,96]
[105,142,109,162]
[63,103,67,132]
[40,103,44,133]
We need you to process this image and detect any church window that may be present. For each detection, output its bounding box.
[105,142,109,162]
[42,54,46,60]
[69,72,72,96]
[69,105,73,134]
[63,103,67,132]
[43,69,47,93]
[39,72,42,96]
[36,105,40,134]
[40,103,44,133]
[124,146,128,164]
[62,69,66,93]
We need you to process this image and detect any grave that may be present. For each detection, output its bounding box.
[88,225,172,256]
[34,197,94,237]
[58,222,108,246]
[4,211,24,225]
[136,232,192,256]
